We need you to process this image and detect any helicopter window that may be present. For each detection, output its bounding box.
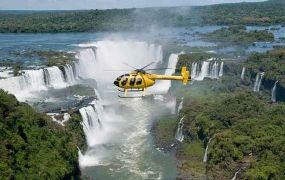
[116,75,124,81]
[130,77,136,86]
[136,78,142,85]
[124,74,130,77]
[121,78,128,86]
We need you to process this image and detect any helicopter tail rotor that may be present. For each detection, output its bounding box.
[181,66,191,85]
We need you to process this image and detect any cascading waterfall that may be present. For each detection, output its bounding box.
[271,80,278,103]
[210,61,219,79]
[253,73,260,91]
[76,41,172,170]
[79,89,105,148]
[191,62,198,79]
[79,102,103,147]
[75,48,97,79]
[0,64,78,100]
[64,64,77,83]
[76,41,163,84]
[219,62,224,77]
[203,138,212,163]
[177,97,184,114]
[231,169,240,180]
[253,72,265,92]
[175,116,185,142]
[44,66,67,88]
[191,60,224,81]
[149,53,180,94]
[241,67,246,80]
[257,72,264,92]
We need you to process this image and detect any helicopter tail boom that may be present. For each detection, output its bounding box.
[148,66,191,85]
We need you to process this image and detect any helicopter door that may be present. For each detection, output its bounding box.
[136,78,142,85]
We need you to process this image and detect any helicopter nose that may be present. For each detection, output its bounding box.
[114,80,119,87]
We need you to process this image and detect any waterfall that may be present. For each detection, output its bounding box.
[271,80,278,103]
[197,61,211,81]
[231,169,240,180]
[164,97,177,115]
[175,116,185,142]
[253,72,265,92]
[75,48,97,79]
[203,138,212,163]
[219,62,224,77]
[210,62,219,79]
[253,73,260,91]
[191,60,223,81]
[177,97,184,114]
[150,53,180,93]
[191,62,198,79]
[241,67,246,80]
[0,65,78,100]
[76,41,163,86]
[64,64,77,83]
[44,66,67,88]
[79,103,103,147]
[257,72,264,92]
[76,41,167,168]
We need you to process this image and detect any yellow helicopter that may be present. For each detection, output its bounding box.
[113,62,191,98]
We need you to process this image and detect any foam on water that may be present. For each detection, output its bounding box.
[76,40,177,178]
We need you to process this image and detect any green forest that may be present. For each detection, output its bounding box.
[0,0,284,33]
[154,48,285,179]
[0,90,84,179]
[201,25,274,46]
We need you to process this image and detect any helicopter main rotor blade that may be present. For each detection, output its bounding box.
[140,62,155,70]
[104,69,133,71]
[123,62,138,70]
[144,68,174,71]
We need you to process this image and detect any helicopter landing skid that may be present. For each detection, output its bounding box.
[118,95,144,98]
[117,89,143,92]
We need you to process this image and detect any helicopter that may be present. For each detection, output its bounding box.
[113,62,191,98]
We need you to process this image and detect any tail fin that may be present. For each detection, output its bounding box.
[181,66,191,85]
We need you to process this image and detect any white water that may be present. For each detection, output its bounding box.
[76,40,177,178]
[271,80,278,102]
[76,41,163,84]
[175,116,185,142]
[0,64,78,100]
[191,59,224,81]
[219,62,224,77]
[177,97,184,114]
[253,72,265,92]
[203,138,212,163]
[149,53,180,94]
[64,64,77,83]
[46,112,70,126]
[231,169,240,180]
[241,67,246,80]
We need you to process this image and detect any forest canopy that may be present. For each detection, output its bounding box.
[0,0,284,33]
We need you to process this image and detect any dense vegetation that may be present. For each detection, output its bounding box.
[154,49,285,179]
[0,90,84,179]
[11,50,77,67]
[201,25,274,46]
[0,0,284,33]
[244,48,285,86]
